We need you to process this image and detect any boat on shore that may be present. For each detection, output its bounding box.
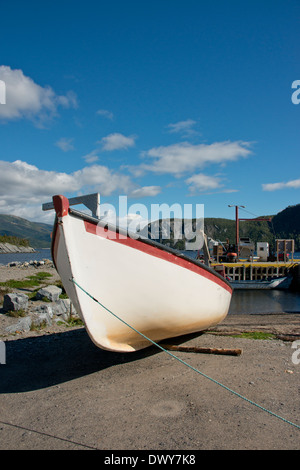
[204,205,298,290]
[230,276,292,290]
[44,194,233,353]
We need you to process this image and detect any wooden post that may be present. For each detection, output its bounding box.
[161,344,242,356]
[235,206,239,251]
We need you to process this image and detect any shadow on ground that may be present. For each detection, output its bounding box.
[0,328,160,394]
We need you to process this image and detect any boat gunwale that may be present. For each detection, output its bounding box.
[65,206,233,293]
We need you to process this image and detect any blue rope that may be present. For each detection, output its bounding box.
[70,277,300,431]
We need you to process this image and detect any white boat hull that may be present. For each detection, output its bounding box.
[51,195,233,352]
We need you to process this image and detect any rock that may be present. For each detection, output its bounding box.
[34,313,52,327]
[52,299,79,322]
[52,298,71,316]
[43,259,52,265]
[5,316,32,334]
[52,299,72,322]
[36,285,62,302]
[33,304,53,318]
[0,242,35,254]
[32,306,53,327]
[3,293,29,312]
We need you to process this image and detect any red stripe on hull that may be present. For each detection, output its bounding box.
[84,220,232,294]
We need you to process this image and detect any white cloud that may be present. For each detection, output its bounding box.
[99,133,136,151]
[166,119,197,136]
[96,109,114,120]
[100,209,149,233]
[185,173,223,192]
[72,165,133,195]
[82,149,99,163]
[0,160,76,197]
[0,160,163,221]
[141,140,251,176]
[55,138,75,152]
[0,65,77,125]
[0,160,130,219]
[129,186,161,198]
[262,179,300,191]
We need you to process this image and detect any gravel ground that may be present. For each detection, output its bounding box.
[0,264,59,283]
[0,265,299,451]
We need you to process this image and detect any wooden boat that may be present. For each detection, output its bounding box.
[47,195,233,353]
[230,276,292,290]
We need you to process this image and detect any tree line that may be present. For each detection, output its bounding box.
[0,234,30,247]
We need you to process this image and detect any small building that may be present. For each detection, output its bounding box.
[257,242,269,262]
[239,237,255,260]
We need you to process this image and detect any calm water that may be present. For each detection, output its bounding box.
[229,289,300,314]
[0,248,52,265]
[183,250,300,315]
[0,248,300,315]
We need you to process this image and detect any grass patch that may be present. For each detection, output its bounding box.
[57,317,84,327]
[59,292,69,299]
[230,331,276,340]
[0,279,39,289]
[25,290,40,300]
[54,280,64,289]
[40,296,51,302]
[54,279,68,299]
[6,309,26,318]
[0,286,11,304]
[0,272,52,290]
[27,272,52,281]
[66,317,84,327]
[30,321,47,331]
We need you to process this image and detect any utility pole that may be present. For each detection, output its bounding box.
[228,205,245,254]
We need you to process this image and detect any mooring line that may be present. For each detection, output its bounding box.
[0,419,99,450]
[71,277,300,432]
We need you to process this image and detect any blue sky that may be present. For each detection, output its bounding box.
[0,0,299,226]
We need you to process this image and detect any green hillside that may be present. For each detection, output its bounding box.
[204,217,275,247]
[0,203,299,251]
[142,203,300,251]
[0,214,53,248]
[272,204,300,250]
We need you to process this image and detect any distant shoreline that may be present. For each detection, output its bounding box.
[0,247,52,265]
[0,242,36,254]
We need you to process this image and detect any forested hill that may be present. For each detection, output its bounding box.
[141,203,300,251]
[0,214,52,248]
[206,204,299,250]
[0,203,299,250]
[271,204,300,249]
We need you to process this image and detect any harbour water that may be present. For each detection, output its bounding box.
[183,250,300,315]
[0,248,52,266]
[229,289,300,315]
[0,248,299,315]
